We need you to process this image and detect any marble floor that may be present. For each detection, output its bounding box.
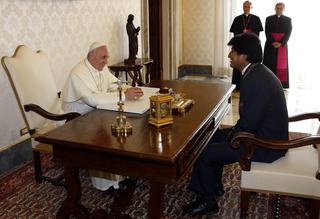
[221,85,320,135]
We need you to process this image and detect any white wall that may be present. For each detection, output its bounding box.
[0,0,141,148]
[182,0,214,65]
[181,0,234,76]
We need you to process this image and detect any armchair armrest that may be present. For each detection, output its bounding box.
[24,103,80,122]
[289,112,320,122]
[230,131,320,171]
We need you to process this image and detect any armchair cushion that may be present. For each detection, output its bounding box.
[2,45,61,131]
[241,145,320,199]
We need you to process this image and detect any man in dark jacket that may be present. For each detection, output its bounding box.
[182,33,288,216]
[230,1,263,90]
[263,2,292,88]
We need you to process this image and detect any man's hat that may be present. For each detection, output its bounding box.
[89,42,106,52]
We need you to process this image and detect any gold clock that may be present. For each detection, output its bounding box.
[148,93,173,127]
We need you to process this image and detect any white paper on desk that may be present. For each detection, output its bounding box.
[97,87,159,114]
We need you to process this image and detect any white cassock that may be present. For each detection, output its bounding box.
[62,58,125,190]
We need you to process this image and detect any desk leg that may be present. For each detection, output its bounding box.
[126,70,144,86]
[126,71,136,87]
[132,71,138,87]
[136,70,144,86]
[146,63,152,83]
[56,165,88,219]
[148,182,165,219]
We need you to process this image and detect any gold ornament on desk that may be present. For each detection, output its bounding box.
[148,87,173,127]
[111,80,132,136]
[171,92,195,114]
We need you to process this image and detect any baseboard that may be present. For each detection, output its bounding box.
[0,138,33,175]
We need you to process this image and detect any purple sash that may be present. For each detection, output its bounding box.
[271,33,287,82]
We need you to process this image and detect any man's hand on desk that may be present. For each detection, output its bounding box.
[125,87,144,100]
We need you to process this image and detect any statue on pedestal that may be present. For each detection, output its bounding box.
[125,14,140,64]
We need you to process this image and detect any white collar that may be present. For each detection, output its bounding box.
[241,63,251,75]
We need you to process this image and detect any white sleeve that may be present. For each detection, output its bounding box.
[82,92,120,107]
[63,73,86,102]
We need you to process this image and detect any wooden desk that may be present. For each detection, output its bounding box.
[109,58,153,86]
[36,80,234,219]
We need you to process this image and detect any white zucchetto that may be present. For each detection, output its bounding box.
[89,42,106,53]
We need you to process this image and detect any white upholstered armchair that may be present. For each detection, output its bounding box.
[1,45,80,186]
[231,112,320,218]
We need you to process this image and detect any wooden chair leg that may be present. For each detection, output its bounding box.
[309,199,320,219]
[33,150,66,187]
[240,190,250,218]
[33,150,43,183]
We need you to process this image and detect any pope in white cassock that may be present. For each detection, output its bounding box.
[62,42,143,191]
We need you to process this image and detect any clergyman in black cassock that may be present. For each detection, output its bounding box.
[229,1,263,90]
[263,3,292,88]
[182,33,288,216]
